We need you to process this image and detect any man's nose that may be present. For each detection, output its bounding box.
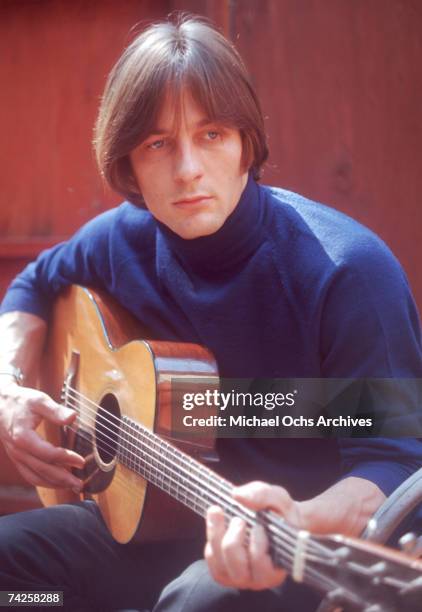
[173,142,203,183]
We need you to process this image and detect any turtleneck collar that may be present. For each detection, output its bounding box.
[155,173,266,275]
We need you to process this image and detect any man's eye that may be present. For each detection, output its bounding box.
[206,130,220,140]
[147,139,165,150]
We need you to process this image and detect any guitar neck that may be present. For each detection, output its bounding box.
[117,415,304,579]
[116,414,422,610]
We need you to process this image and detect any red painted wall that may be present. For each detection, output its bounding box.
[233,0,422,312]
[0,0,170,295]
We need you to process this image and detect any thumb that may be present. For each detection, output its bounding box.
[233,482,303,529]
[233,481,294,515]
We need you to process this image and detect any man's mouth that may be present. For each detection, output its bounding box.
[173,195,213,207]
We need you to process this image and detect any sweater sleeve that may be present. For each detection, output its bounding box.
[319,235,422,496]
[0,210,115,321]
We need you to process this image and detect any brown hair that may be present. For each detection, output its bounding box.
[94,14,268,206]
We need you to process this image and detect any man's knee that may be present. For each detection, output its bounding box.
[154,559,284,612]
[0,501,105,590]
[154,558,323,612]
[154,560,232,612]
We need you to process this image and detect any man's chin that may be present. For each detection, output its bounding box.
[172,215,224,240]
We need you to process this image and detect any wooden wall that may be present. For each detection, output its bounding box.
[233,0,422,315]
[0,0,171,298]
[0,0,421,510]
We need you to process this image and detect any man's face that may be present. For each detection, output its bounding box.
[129,90,249,239]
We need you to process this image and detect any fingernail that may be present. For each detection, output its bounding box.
[72,487,81,495]
[208,507,220,521]
[232,517,244,530]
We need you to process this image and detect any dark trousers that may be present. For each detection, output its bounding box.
[0,501,322,611]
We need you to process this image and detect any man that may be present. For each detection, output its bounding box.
[0,14,421,612]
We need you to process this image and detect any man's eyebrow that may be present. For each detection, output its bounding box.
[195,118,218,128]
[146,128,169,136]
[147,118,218,136]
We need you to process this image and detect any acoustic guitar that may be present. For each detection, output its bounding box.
[37,285,422,612]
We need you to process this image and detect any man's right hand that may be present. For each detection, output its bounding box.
[0,379,85,490]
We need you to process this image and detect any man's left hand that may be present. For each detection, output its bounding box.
[204,477,386,590]
[204,481,302,590]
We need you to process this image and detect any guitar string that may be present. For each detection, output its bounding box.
[63,388,338,563]
[65,385,394,600]
[65,386,234,495]
[58,398,366,599]
[63,396,299,555]
[61,420,340,596]
[63,385,371,575]
[65,384,232,496]
[64,387,311,540]
[44,369,404,606]
[63,387,343,566]
[64,407,403,606]
[64,386,364,582]
[65,385,300,514]
[65,385,250,497]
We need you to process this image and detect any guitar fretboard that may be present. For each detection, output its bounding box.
[117,415,299,576]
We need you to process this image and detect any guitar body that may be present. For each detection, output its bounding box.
[37,285,219,543]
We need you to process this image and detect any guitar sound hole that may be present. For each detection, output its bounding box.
[95,394,120,465]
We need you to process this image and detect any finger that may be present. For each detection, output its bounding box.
[204,542,232,587]
[249,524,286,589]
[8,445,83,490]
[205,506,231,584]
[15,461,55,488]
[206,506,227,552]
[221,516,251,585]
[13,428,85,469]
[233,481,296,518]
[32,395,78,425]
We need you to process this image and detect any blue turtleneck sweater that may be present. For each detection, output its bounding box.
[2,175,422,500]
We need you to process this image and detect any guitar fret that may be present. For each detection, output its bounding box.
[144,426,154,482]
[135,427,141,472]
[118,415,282,531]
[128,422,133,471]
[173,447,182,502]
[117,419,125,463]
[165,443,173,496]
[132,423,139,473]
[119,415,209,515]
[156,437,164,492]
[151,434,161,490]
